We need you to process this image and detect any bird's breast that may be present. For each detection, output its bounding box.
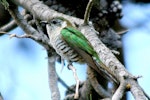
[52,36,84,63]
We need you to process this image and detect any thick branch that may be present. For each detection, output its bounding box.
[130,79,147,100]
[12,0,83,24]
[47,53,60,100]
[8,6,38,35]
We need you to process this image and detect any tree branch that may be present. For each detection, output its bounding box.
[7,5,50,49]
[57,75,71,91]
[47,53,60,100]
[87,67,111,98]
[112,77,126,100]
[0,20,17,32]
[7,6,38,35]
[84,0,94,24]
[12,0,84,24]
[130,79,148,100]
[0,9,33,32]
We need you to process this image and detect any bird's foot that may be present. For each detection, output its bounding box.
[67,64,80,99]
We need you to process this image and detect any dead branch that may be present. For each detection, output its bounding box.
[84,0,94,24]
[0,20,17,32]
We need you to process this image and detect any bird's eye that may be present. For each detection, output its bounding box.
[51,20,57,24]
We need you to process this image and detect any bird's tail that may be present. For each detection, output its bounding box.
[74,48,118,84]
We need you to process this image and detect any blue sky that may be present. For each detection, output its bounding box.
[0,1,150,100]
[121,2,150,99]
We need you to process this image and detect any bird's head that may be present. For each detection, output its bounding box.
[41,17,73,37]
[42,17,73,31]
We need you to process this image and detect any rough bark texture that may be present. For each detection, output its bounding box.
[48,52,60,100]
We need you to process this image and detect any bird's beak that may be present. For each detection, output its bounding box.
[40,21,48,24]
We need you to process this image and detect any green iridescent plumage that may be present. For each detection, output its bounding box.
[61,27,100,62]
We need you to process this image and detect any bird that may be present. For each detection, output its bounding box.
[42,17,118,98]
[46,17,100,63]
[42,17,117,82]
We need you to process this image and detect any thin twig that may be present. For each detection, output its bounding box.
[0,9,31,32]
[0,20,17,32]
[9,33,33,39]
[117,29,129,35]
[87,67,111,98]
[0,31,7,34]
[84,0,94,25]
[57,74,74,92]
[112,77,126,100]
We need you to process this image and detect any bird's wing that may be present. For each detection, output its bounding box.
[61,27,95,56]
[64,27,87,40]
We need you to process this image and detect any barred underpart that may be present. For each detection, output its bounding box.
[53,37,83,62]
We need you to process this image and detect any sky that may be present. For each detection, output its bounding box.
[121,2,150,99]
[0,1,150,100]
